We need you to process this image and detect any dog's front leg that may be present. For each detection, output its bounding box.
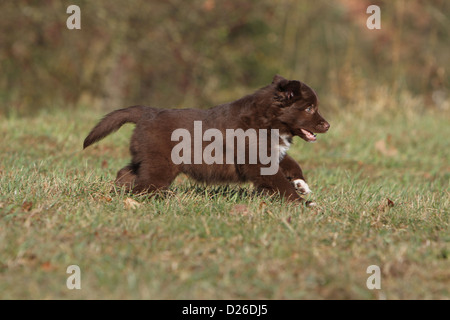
[246,166,305,203]
[280,155,312,195]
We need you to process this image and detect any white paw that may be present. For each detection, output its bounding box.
[306,201,317,207]
[293,179,312,195]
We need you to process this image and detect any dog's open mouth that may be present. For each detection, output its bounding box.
[299,128,317,142]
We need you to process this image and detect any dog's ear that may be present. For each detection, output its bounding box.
[272,74,287,85]
[275,79,302,104]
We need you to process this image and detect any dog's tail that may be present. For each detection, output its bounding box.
[83,105,151,149]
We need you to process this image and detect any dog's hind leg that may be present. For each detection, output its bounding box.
[115,164,138,192]
[132,157,179,194]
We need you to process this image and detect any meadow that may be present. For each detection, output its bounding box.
[0,93,448,299]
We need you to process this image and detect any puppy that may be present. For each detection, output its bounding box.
[83,75,329,204]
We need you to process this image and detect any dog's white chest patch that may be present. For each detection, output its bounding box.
[278,134,291,161]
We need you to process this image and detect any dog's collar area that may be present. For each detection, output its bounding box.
[282,134,293,145]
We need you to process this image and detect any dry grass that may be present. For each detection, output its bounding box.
[0,99,449,299]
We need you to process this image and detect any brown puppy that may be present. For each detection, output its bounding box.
[83,75,329,204]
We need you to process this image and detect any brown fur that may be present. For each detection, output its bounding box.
[83,75,330,203]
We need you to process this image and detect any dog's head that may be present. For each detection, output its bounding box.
[272,75,330,142]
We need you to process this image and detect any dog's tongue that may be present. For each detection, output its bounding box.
[301,129,317,142]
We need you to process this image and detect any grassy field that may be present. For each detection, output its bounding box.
[0,100,449,299]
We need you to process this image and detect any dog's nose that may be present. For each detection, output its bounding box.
[322,121,330,131]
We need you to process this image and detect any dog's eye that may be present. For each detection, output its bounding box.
[305,105,314,113]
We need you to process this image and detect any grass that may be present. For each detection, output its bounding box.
[0,101,449,299]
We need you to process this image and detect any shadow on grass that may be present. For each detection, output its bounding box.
[178,184,256,201]
[113,182,270,204]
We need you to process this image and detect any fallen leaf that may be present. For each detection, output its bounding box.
[101,160,108,168]
[377,198,395,211]
[230,204,250,215]
[387,198,395,207]
[16,254,38,267]
[21,201,33,212]
[386,134,393,144]
[202,0,215,11]
[124,197,141,210]
[375,139,398,157]
[101,196,112,202]
[259,201,267,210]
[377,203,385,211]
[40,261,56,272]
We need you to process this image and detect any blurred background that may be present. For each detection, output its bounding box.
[0,0,448,116]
